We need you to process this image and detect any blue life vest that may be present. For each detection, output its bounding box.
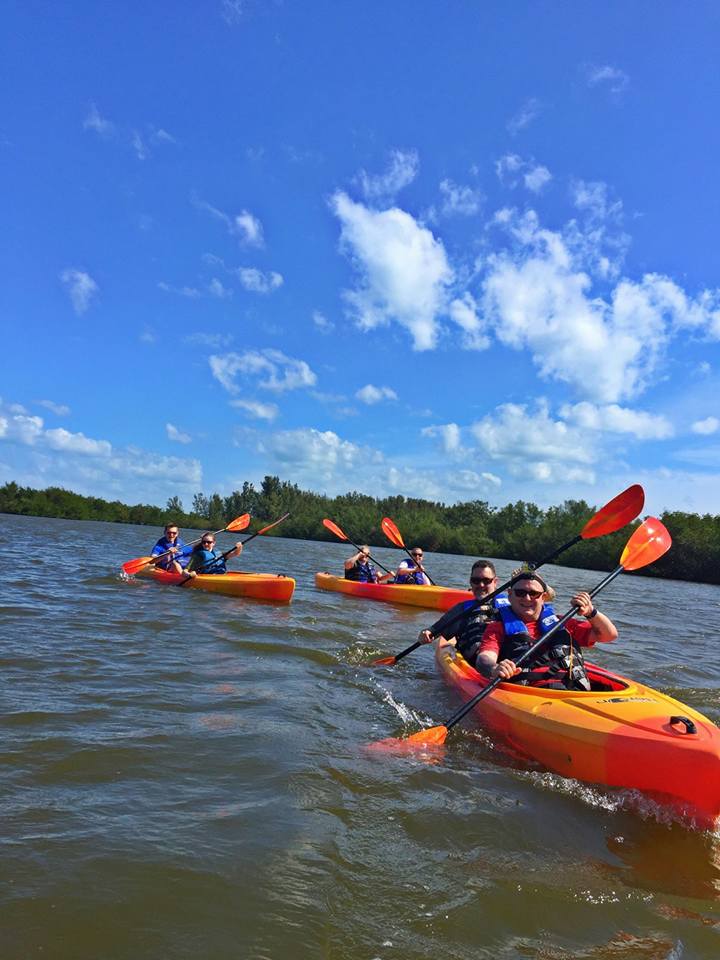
[395,561,426,585]
[151,536,190,570]
[189,547,227,575]
[345,559,376,583]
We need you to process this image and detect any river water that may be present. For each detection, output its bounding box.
[2,512,720,959]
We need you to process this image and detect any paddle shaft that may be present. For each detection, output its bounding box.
[397,546,436,586]
[146,516,251,568]
[343,536,394,576]
[442,564,625,733]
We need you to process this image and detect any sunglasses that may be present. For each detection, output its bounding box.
[470,576,495,586]
[411,553,423,558]
[513,588,544,599]
[202,540,214,545]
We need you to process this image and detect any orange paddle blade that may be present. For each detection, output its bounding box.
[226,513,251,532]
[581,484,645,539]
[122,556,154,575]
[381,517,405,548]
[371,655,398,666]
[367,725,449,753]
[323,518,348,541]
[620,516,671,571]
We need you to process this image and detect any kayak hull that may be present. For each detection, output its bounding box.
[137,568,295,603]
[435,645,720,830]
[314,572,473,611]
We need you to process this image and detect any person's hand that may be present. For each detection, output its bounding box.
[492,659,520,680]
[169,546,179,555]
[418,629,435,645]
[186,570,198,579]
[436,636,456,650]
[235,541,243,553]
[572,591,594,618]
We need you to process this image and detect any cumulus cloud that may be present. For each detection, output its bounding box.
[691,416,719,436]
[192,196,265,246]
[331,191,453,350]
[507,97,542,135]
[495,154,551,193]
[60,269,99,315]
[523,164,552,193]
[38,400,70,416]
[422,423,463,455]
[438,178,483,216]
[448,293,490,350]
[231,399,279,421]
[586,64,629,94]
[209,349,317,394]
[235,267,283,293]
[208,277,233,299]
[312,310,334,334]
[355,384,398,405]
[0,403,111,456]
[560,401,674,440]
[260,427,383,487]
[358,149,419,202]
[166,423,192,444]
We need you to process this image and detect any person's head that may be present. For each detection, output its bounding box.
[164,523,179,540]
[469,559,496,599]
[410,547,424,563]
[508,572,549,622]
[201,533,216,550]
[359,545,371,560]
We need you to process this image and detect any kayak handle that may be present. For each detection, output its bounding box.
[670,715,697,735]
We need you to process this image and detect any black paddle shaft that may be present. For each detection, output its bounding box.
[442,564,624,733]
[341,535,393,576]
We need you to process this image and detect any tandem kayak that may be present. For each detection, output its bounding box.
[137,568,295,603]
[435,644,720,830]
[315,572,473,611]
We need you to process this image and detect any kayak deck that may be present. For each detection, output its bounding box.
[137,568,295,603]
[436,645,720,830]
[315,571,472,611]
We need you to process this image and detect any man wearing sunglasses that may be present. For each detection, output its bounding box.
[476,572,617,690]
[394,547,431,585]
[185,533,243,577]
[150,522,191,573]
[417,560,503,661]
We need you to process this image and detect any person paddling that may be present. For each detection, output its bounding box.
[151,523,191,573]
[185,533,242,577]
[344,546,380,583]
[394,546,431,585]
[476,571,617,690]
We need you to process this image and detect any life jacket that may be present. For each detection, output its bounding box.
[395,562,426,585]
[189,547,227,575]
[454,596,505,660]
[496,599,590,691]
[345,559,375,583]
[152,536,189,571]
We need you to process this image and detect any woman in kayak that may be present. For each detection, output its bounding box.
[476,571,618,690]
[185,533,243,577]
[150,522,191,573]
[394,547,431,585]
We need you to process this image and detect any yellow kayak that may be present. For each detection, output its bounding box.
[314,572,472,611]
[137,568,295,603]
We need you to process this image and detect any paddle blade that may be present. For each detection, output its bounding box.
[371,655,398,666]
[581,484,645,539]
[381,517,405,548]
[226,513,251,532]
[366,725,449,753]
[122,556,153,575]
[620,517,672,571]
[323,518,348,541]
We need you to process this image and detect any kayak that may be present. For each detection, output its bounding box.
[435,644,720,830]
[137,568,295,603]
[314,572,473,611]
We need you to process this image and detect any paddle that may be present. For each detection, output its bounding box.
[121,513,252,575]
[368,516,671,751]
[178,513,291,584]
[381,517,437,586]
[371,484,644,666]
[322,519,394,576]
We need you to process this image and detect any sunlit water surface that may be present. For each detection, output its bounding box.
[2,513,720,959]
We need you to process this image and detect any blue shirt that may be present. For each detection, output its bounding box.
[151,536,190,570]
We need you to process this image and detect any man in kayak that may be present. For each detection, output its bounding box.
[185,533,243,576]
[417,560,502,661]
[394,547,431,585]
[151,523,191,573]
[345,546,381,583]
[476,571,618,690]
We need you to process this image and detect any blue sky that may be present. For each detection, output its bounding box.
[2,1,720,514]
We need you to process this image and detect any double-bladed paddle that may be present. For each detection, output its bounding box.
[368,515,672,752]
[381,517,437,586]
[178,513,291,585]
[371,484,645,666]
[121,513,252,575]
[322,519,394,575]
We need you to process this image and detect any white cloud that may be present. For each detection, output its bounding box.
[209,349,317,394]
[0,403,111,456]
[131,130,148,160]
[166,423,192,444]
[691,416,719,436]
[560,401,674,440]
[355,384,398,405]
[524,164,552,193]
[208,277,233,299]
[422,423,463,454]
[233,210,264,246]
[496,154,551,193]
[158,281,202,299]
[507,98,541,135]
[151,126,176,144]
[471,402,596,484]
[260,427,383,486]
[235,267,283,293]
[312,310,334,333]
[231,399,279,421]
[586,64,629,94]
[38,400,70,416]
[183,331,234,349]
[448,293,490,350]
[83,103,115,137]
[60,269,99,315]
[358,149,419,201]
[44,428,112,456]
[331,191,453,350]
[438,179,483,216]
[451,468,502,491]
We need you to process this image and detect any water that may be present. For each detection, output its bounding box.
[2,512,720,959]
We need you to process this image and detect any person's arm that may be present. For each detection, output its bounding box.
[226,542,243,560]
[344,550,362,570]
[571,591,617,644]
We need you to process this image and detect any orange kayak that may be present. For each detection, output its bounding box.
[314,572,472,611]
[436,644,720,830]
[137,568,295,603]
